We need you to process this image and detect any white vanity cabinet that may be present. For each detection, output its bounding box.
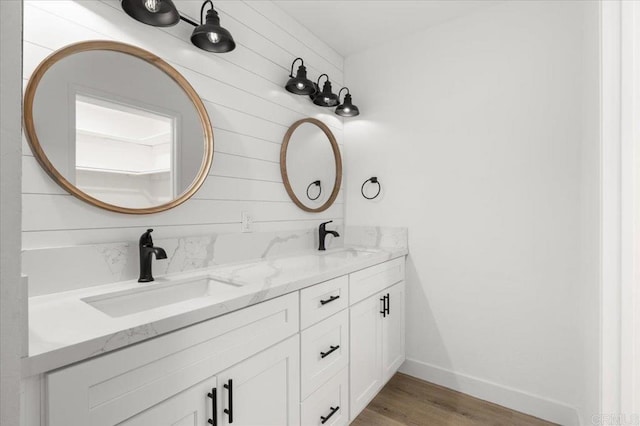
[32,255,406,426]
[348,258,406,420]
[45,293,299,426]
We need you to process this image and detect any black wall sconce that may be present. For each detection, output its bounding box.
[285,58,316,95]
[189,0,236,52]
[122,0,235,53]
[311,74,339,107]
[121,0,180,26]
[306,180,322,201]
[283,58,360,116]
[336,87,360,117]
[361,177,381,200]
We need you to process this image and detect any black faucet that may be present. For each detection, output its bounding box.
[138,229,168,282]
[318,220,340,251]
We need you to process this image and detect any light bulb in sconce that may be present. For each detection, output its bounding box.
[296,82,305,90]
[144,0,161,13]
[207,32,221,43]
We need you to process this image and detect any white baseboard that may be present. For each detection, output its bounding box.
[399,358,580,426]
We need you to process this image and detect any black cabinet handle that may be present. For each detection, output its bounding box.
[380,296,386,318]
[320,295,340,305]
[320,406,340,424]
[320,345,340,359]
[207,388,217,426]
[224,379,233,423]
[385,293,390,315]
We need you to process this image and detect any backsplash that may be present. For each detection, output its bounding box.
[23,226,407,297]
[22,0,345,250]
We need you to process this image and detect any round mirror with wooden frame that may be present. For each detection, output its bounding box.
[23,40,214,214]
[280,118,342,213]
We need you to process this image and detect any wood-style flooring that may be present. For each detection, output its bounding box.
[351,373,556,426]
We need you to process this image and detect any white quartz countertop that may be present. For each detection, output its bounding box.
[25,246,407,376]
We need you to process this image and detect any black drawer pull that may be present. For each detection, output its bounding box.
[320,295,340,305]
[320,345,340,359]
[207,387,217,425]
[320,406,340,424]
[380,296,386,317]
[224,379,233,423]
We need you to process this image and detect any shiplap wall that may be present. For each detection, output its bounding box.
[22,0,344,249]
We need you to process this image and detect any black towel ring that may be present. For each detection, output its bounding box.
[306,180,322,200]
[361,177,381,200]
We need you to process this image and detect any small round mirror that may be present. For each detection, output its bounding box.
[23,41,213,214]
[280,118,342,212]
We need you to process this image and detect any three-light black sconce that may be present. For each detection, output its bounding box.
[285,58,360,117]
[121,0,235,53]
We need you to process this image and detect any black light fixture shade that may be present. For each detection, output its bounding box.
[336,87,360,117]
[121,0,180,27]
[285,58,316,95]
[311,74,339,107]
[191,0,236,53]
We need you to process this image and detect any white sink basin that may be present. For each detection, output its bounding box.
[82,276,241,318]
[208,248,381,286]
[320,247,379,259]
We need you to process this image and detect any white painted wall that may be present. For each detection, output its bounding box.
[1,1,24,425]
[22,0,344,249]
[343,1,600,424]
[577,2,601,424]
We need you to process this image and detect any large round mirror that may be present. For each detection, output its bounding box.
[24,41,213,214]
[280,118,342,212]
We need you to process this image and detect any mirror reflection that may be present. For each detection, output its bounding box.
[74,95,175,206]
[281,118,342,213]
[24,42,213,213]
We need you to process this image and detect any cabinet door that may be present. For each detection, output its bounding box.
[382,281,405,382]
[217,335,300,426]
[349,293,383,420]
[119,376,217,426]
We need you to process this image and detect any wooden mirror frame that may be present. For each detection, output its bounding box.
[280,118,342,213]
[23,40,214,215]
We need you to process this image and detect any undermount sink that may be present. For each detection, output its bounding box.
[321,247,379,259]
[82,276,241,318]
[207,247,382,286]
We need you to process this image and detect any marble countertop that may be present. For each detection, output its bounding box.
[25,245,407,376]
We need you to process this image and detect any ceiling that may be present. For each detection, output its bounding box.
[273,1,502,57]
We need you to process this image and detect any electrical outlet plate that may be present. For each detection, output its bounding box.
[241,211,253,233]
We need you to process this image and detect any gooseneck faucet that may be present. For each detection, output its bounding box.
[138,229,168,282]
[318,220,340,251]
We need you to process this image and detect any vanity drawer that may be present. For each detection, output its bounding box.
[46,293,299,426]
[300,275,348,329]
[300,309,349,399]
[349,257,405,305]
[301,367,349,426]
